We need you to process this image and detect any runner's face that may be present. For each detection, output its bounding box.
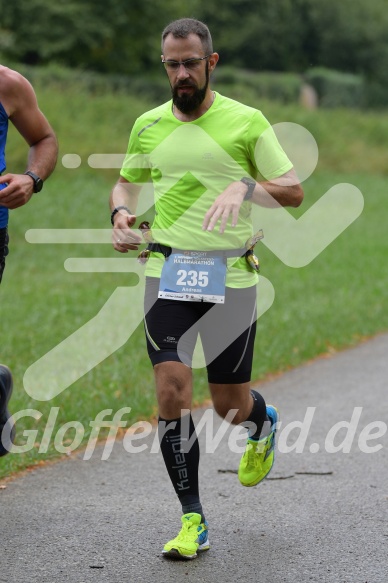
[162,33,210,114]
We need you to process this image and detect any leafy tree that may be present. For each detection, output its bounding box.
[0,0,198,73]
[1,0,387,103]
[196,0,308,71]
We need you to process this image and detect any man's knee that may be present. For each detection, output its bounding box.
[154,362,192,413]
[210,382,252,425]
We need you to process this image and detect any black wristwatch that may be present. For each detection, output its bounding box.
[24,170,44,193]
[110,205,133,225]
[240,177,256,201]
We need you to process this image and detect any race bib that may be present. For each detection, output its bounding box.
[159,251,226,303]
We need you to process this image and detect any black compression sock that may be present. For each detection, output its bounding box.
[158,412,204,521]
[243,390,269,440]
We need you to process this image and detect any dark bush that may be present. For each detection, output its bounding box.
[212,67,303,105]
[304,67,365,109]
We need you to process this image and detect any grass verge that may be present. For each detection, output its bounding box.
[0,84,387,478]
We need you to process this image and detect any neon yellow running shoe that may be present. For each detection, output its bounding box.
[238,405,279,487]
[162,513,209,560]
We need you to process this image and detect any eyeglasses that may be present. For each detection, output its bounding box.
[162,55,212,72]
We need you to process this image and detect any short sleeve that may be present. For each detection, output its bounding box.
[120,123,152,184]
[248,111,293,181]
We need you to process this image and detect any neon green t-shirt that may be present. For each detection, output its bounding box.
[120,92,292,287]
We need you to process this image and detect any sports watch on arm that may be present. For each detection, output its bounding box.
[24,170,44,193]
[240,176,256,201]
[110,205,133,225]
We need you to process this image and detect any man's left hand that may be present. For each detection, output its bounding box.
[0,173,35,209]
[202,181,246,234]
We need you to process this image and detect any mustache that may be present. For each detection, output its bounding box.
[175,80,197,88]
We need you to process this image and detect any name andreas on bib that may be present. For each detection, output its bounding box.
[159,251,227,303]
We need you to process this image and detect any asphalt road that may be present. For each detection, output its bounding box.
[1,334,387,583]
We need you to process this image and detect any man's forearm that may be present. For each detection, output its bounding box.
[251,170,304,209]
[109,179,141,214]
[252,181,304,208]
[26,134,58,180]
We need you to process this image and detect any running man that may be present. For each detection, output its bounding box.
[109,18,303,559]
[0,65,58,456]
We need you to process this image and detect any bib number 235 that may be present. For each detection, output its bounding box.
[176,269,209,288]
[158,252,226,303]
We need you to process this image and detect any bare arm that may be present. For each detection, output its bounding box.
[0,67,58,209]
[109,177,142,253]
[202,168,304,233]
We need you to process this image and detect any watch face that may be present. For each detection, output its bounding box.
[25,171,43,192]
[34,178,43,193]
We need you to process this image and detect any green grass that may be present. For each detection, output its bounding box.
[1,83,387,478]
[253,170,388,376]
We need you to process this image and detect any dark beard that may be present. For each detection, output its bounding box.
[171,66,209,114]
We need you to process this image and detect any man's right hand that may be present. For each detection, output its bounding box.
[112,212,142,253]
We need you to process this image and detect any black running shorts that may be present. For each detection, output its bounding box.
[144,276,257,384]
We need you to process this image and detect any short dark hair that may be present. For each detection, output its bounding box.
[161,18,213,54]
